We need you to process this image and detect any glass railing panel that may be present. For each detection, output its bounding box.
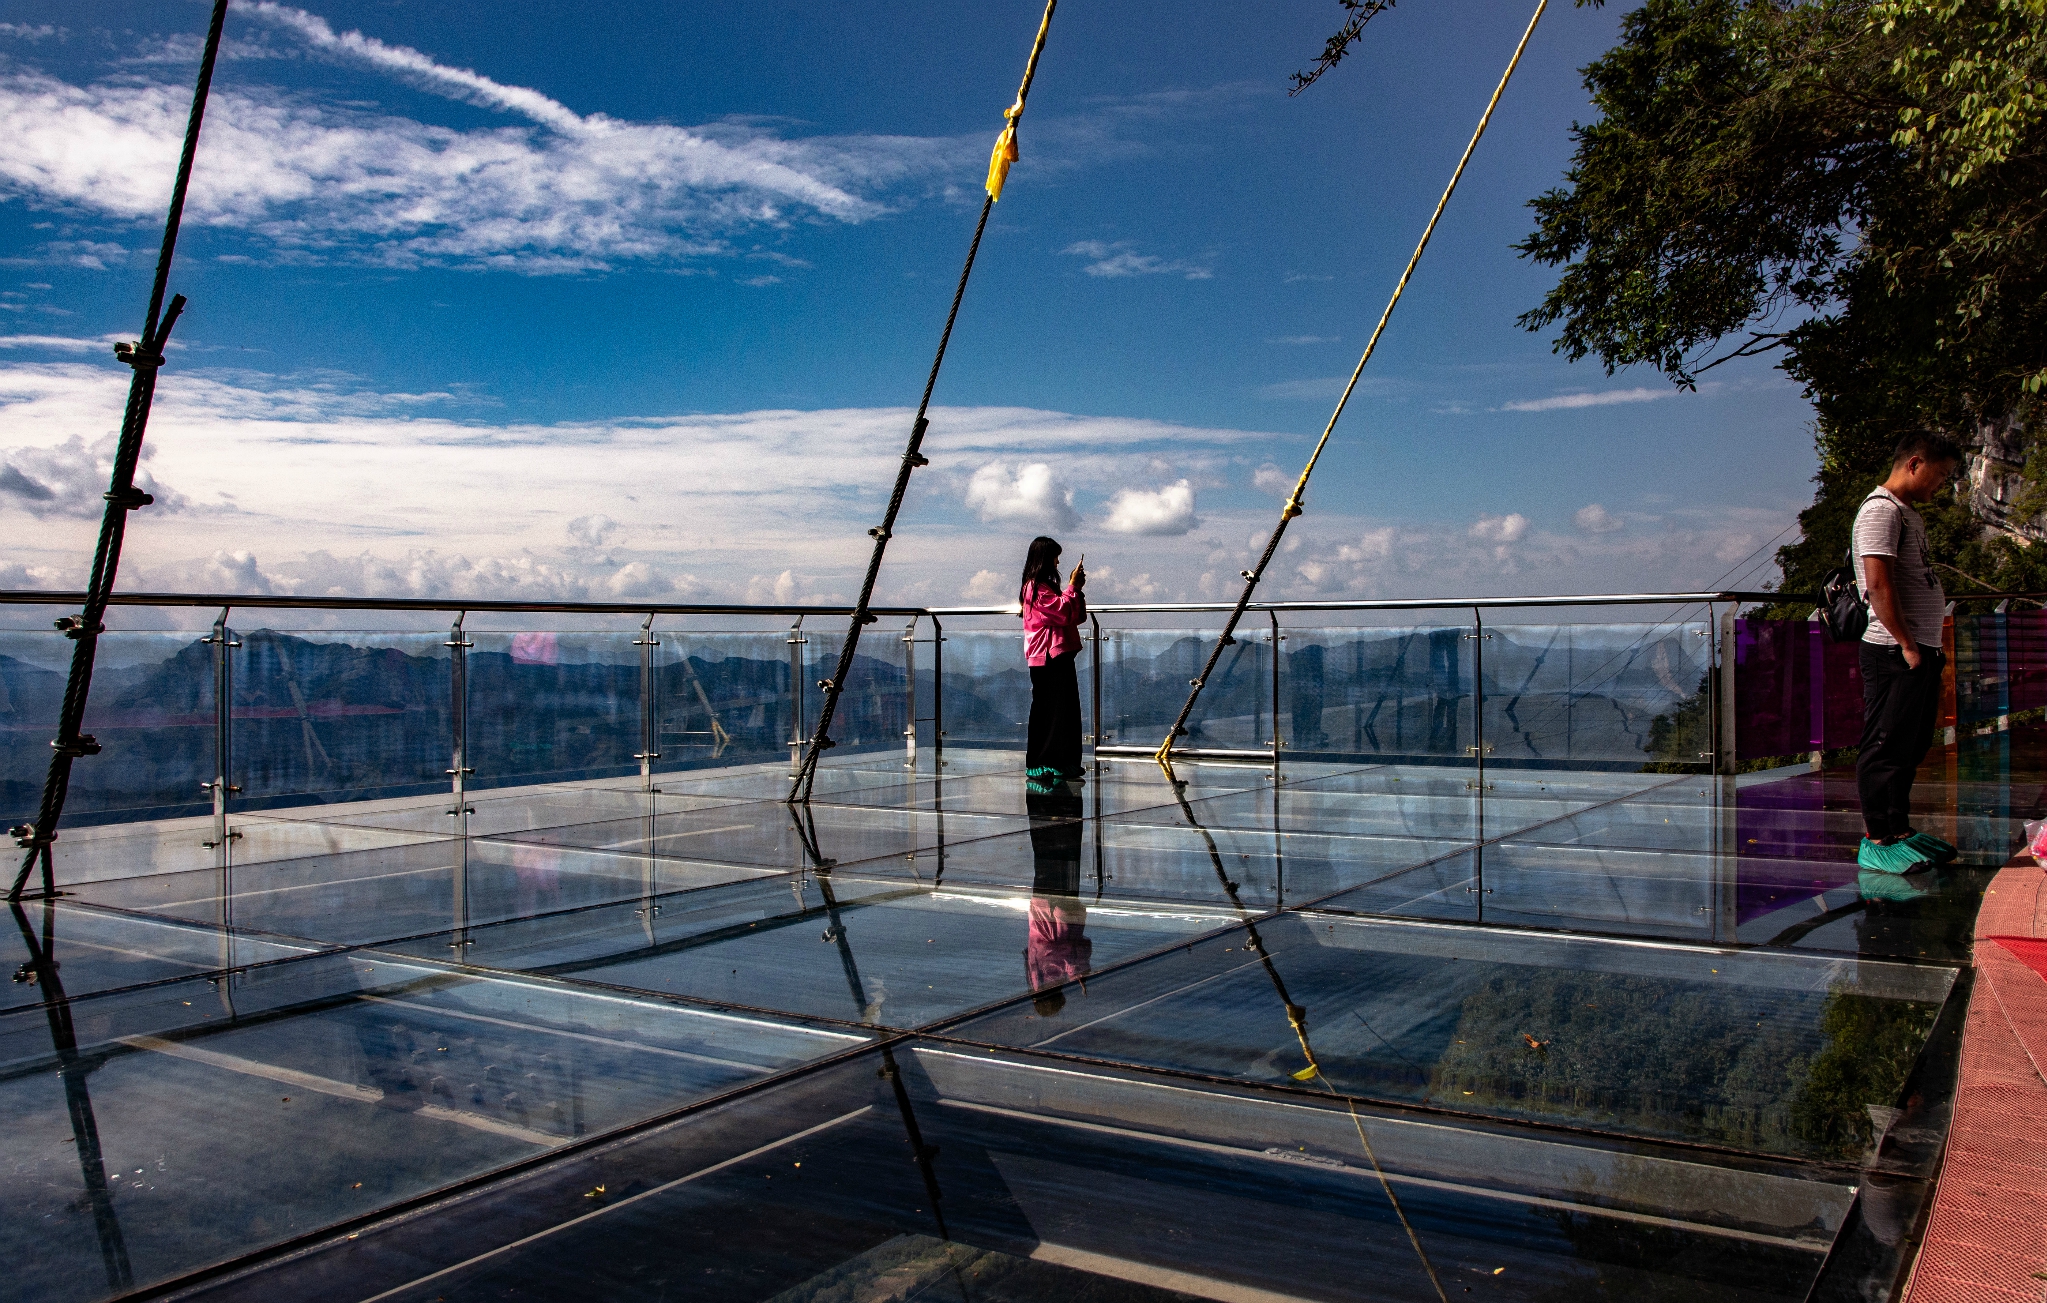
[1270,623,1481,763]
[656,630,800,774]
[1098,627,1269,752]
[465,630,640,790]
[233,629,452,810]
[798,627,910,763]
[1480,621,1712,767]
[1,629,214,826]
[929,627,1030,749]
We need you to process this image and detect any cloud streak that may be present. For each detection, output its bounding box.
[0,8,966,273]
[1496,386,1677,413]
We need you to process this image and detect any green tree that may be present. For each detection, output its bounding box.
[1299,0,2046,599]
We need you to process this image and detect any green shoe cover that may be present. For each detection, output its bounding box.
[1857,837,1932,875]
[1902,830,1958,863]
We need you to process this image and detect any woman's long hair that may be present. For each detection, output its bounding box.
[1019,536,1063,601]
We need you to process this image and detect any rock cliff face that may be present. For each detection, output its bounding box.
[1965,411,2043,543]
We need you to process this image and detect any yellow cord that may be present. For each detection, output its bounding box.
[1280,0,1548,518]
[1155,0,1548,767]
[987,0,1058,200]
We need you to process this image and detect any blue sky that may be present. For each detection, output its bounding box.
[0,0,1816,607]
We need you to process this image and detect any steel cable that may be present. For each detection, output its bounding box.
[791,0,1060,803]
[9,0,231,901]
[1156,0,1550,770]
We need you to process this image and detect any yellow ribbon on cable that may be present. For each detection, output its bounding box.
[986,101,1022,201]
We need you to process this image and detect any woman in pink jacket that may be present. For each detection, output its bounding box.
[1018,535,1086,781]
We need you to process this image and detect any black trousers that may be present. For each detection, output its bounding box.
[1027,651,1083,776]
[1857,642,1945,840]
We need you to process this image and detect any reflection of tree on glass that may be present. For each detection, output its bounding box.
[1024,782,1088,1014]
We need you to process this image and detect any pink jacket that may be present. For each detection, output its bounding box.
[1021,580,1086,666]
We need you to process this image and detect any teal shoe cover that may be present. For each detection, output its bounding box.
[1902,830,1958,863]
[1857,837,1932,875]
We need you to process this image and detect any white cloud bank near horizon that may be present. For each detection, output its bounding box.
[0,345,1791,610]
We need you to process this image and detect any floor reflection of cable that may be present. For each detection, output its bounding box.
[1165,784,1447,1302]
[10,900,133,1292]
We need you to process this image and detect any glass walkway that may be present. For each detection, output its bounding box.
[4,720,2025,1303]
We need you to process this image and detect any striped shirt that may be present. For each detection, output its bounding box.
[1854,487,1945,648]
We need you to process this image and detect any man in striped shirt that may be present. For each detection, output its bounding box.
[1853,430,1963,873]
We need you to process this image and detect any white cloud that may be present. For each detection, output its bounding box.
[1469,512,1528,544]
[0,16,960,273]
[0,354,1789,606]
[1258,377,1346,401]
[1574,503,1624,534]
[1497,387,1675,413]
[566,514,617,548]
[746,570,800,605]
[1337,527,1396,564]
[1060,240,1212,280]
[1268,335,1336,345]
[1252,463,1290,495]
[0,433,186,518]
[962,568,1011,602]
[0,334,119,353]
[964,461,1078,530]
[1101,480,1197,536]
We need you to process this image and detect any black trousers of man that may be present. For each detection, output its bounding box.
[1857,642,1945,841]
[1027,651,1083,777]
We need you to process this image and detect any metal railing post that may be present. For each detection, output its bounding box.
[931,614,944,767]
[200,606,240,857]
[1718,607,1738,776]
[902,615,919,768]
[787,615,808,779]
[447,612,473,819]
[1470,606,1488,920]
[1270,609,1283,777]
[1089,614,1102,764]
[633,613,659,791]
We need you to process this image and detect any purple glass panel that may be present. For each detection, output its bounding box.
[1734,771,1857,924]
[1734,618,1815,758]
[1819,631,1865,749]
[2010,610,2047,712]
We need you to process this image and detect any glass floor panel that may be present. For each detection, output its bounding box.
[912,816,1474,912]
[254,785,752,837]
[495,800,1033,873]
[803,770,1259,819]
[38,816,453,887]
[376,869,1234,1030]
[0,902,316,1012]
[64,838,784,947]
[14,728,2023,1303]
[189,1044,1859,1303]
[0,950,867,1303]
[941,911,1956,1164]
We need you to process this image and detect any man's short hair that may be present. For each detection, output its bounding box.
[1892,429,1963,466]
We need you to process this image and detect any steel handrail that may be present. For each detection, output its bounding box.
[0,588,1817,617]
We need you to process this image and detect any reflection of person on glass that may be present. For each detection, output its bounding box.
[1019,535,1087,783]
[1024,781,1088,1014]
